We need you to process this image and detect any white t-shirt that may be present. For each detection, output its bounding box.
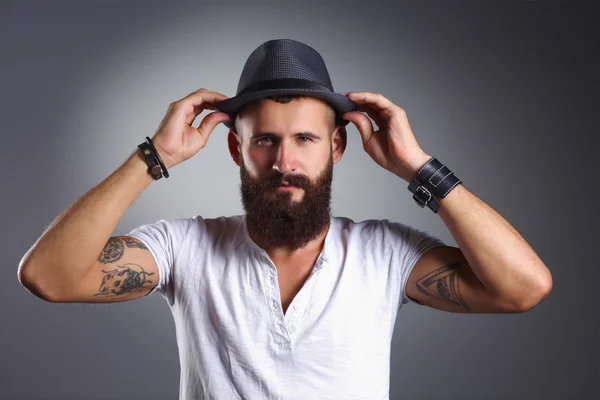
[127,214,446,400]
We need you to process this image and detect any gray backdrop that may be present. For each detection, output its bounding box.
[1,0,597,399]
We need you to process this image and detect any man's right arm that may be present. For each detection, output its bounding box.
[17,149,158,303]
[17,88,232,303]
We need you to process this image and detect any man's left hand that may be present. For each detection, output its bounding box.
[342,91,433,183]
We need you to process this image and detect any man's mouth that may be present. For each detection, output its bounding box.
[276,181,299,190]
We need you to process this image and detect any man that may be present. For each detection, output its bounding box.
[18,39,552,400]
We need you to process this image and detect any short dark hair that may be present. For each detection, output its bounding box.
[234,95,337,135]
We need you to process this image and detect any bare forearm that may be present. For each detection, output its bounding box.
[436,183,552,309]
[18,148,154,297]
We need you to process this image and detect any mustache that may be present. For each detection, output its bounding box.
[264,173,310,189]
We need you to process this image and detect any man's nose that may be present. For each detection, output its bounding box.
[272,141,297,174]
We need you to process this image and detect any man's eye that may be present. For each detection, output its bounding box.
[256,137,313,144]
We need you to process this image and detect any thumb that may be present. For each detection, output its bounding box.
[196,111,232,140]
[343,111,374,147]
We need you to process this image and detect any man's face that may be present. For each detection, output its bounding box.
[234,97,340,251]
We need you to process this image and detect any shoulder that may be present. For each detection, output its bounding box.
[333,215,421,241]
[331,216,444,261]
[184,214,245,241]
[131,214,243,243]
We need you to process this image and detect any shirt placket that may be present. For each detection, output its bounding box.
[260,251,326,348]
[267,263,289,346]
[283,257,325,335]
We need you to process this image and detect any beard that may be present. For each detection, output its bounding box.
[239,150,333,251]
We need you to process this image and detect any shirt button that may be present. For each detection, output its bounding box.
[293,304,299,311]
[289,325,296,333]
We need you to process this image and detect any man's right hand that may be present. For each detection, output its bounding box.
[150,88,232,169]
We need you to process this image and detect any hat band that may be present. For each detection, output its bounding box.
[238,78,333,95]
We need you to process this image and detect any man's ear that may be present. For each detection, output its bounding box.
[332,126,347,164]
[227,130,242,167]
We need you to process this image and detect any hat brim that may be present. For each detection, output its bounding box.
[214,89,358,129]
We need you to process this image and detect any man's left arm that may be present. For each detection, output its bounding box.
[342,91,553,313]
[406,166,552,313]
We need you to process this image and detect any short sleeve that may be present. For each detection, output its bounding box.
[382,220,447,306]
[125,217,193,304]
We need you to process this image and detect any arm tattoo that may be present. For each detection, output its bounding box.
[97,237,124,263]
[94,263,155,298]
[97,236,148,263]
[121,236,148,250]
[415,261,472,312]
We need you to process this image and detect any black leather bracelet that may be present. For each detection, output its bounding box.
[407,157,462,213]
[145,136,169,178]
[138,142,163,180]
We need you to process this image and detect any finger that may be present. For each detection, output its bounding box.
[355,104,387,127]
[183,88,229,103]
[342,111,374,147]
[196,111,232,142]
[180,89,229,125]
[347,92,395,113]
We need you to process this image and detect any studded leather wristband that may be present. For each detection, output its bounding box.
[138,141,163,180]
[407,157,462,213]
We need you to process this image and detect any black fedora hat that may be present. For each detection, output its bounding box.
[215,39,357,129]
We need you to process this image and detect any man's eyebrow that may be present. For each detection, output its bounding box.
[250,131,322,140]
